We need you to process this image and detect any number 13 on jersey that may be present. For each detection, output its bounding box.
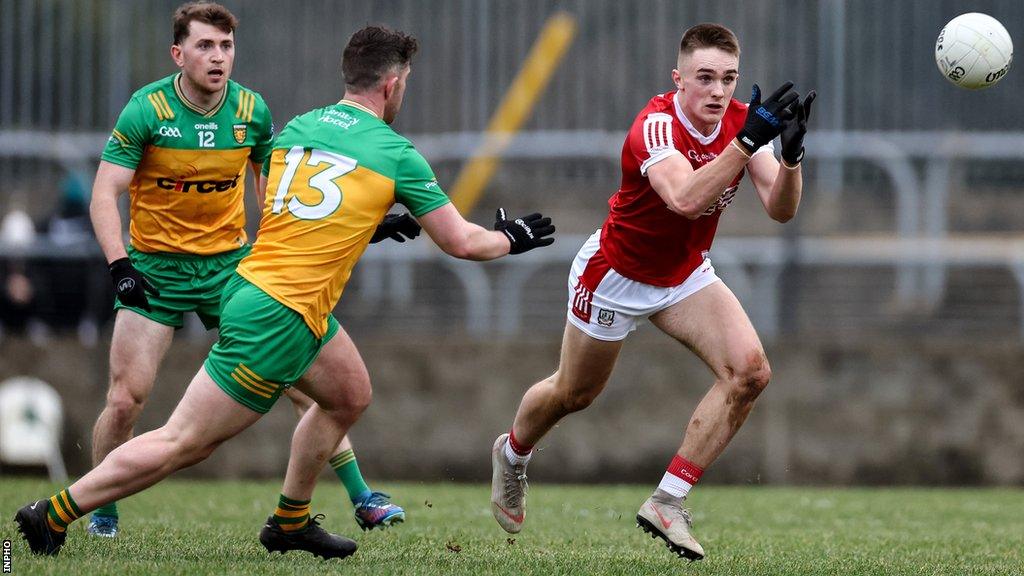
[270,146,357,220]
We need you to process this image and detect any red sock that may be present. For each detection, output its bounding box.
[507,429,533,456]
[658,454,703,498]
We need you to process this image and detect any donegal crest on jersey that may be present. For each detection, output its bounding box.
[237,100,450,337]
[101,73,274,255]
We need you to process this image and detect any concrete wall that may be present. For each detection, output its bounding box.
[1,332,1022,486]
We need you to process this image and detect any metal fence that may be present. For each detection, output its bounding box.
[2,0,1024,341]
[3,0,1024,204]
[3,0,1023,132]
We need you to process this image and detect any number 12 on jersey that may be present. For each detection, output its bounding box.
[198,130,215,147]
[271,146,357,220]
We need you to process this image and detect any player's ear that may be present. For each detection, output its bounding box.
[170,44,184,67]
[671,69,682,90]
[383,74,399,100]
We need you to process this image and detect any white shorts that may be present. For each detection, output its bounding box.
[566,230,720,341]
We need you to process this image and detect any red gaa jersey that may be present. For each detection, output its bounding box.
[599,91,768,287]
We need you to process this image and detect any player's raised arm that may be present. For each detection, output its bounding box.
[647,81,797,219]
[417,203,554,260]
[646,142,750,219]
[748,90,815,222]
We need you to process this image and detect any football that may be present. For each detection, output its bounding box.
[935,13,1013,90]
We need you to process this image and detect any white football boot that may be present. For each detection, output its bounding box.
[636,489,705,561]
[490,433,528,533]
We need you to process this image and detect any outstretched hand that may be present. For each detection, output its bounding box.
[494,208,555,254]
[780,91,816,166]
[736,81,799,155]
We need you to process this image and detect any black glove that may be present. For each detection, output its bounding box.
[735,81,799,155]
[780,90,816,166]
[108,257,159,312]
[494,208,555,255]
[370,213,421,243]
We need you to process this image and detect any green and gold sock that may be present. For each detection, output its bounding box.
[273,494,310,532]
[329,449,371,504]
[47,488,83,533]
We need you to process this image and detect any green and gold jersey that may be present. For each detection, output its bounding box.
[101,73,273,255]
[237,100,450,337]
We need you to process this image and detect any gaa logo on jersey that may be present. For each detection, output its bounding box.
[158,126,183,138]
[596,308,616,327]
[232,124,247,144]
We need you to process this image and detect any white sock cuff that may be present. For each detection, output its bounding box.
[504,439,532,466]
[657,471,693,499]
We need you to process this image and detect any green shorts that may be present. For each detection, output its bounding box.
[116,245,252,329]
[204,273,339,414]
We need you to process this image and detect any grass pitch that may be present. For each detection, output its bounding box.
[2,478,1021,575]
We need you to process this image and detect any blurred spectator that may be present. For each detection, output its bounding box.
[0,205,35,246]
[1,176,113,346]
[0,263,36,335]
[46,174,94,248]
[0,203,45,343]
[34,173,111,346]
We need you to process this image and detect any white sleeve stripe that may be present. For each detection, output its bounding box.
[645,121,655,151]
[643,115,673,155]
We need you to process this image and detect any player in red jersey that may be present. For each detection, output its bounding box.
[490,23,815,561]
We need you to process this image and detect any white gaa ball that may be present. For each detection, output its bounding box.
[935,12,1013,90]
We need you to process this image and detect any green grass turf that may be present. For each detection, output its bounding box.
[1,478,1021,575]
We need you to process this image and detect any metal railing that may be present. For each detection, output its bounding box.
[8,231,1024,337]
[354,233,1024,338]
[4,129,1024,337]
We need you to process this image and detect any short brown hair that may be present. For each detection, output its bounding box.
[342,25,419,91]
[172,2,238,45]
[679,23,740,59]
